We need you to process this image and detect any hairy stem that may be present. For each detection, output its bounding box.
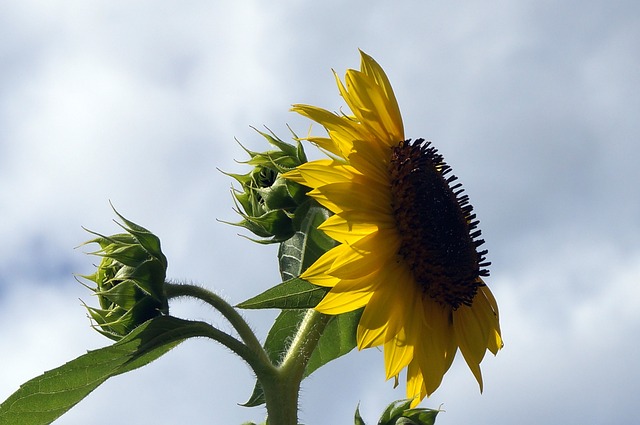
[165,282,275,379]
[262,309,332,425]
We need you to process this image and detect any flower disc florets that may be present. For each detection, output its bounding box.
[389,139,490,309]
[80,211,168,340]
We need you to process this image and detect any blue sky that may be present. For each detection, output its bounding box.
[1,1,639,424]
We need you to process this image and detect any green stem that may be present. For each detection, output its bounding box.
[165,282,275,379]
[262,309,333,425]
[178,320,264,373]
[165,282,332,425]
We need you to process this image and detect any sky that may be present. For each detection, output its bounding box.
[1,1,639,424]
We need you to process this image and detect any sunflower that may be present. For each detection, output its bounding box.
[283,51,503,406]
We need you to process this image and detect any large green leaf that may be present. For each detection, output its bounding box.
[0,316,213,425]
[278,202,335,282]
[236,277,328,310]
[305,308,362,377]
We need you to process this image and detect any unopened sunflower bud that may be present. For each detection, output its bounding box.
[226,128,309,243]
[355,399,441,425]
[79,210,168,340]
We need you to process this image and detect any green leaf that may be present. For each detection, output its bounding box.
[236,277,328,310]
[0,316,213,425]
[278,201,335,281]
[304,308,362,377]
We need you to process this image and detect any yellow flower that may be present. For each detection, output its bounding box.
[283,51,503,406]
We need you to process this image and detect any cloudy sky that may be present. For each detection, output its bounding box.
[1,1,639,424]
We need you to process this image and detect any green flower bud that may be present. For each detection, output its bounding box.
[79,209,168,341]
[225,128,309,243]
[355,399,441,425]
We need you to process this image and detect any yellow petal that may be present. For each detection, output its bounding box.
[477,286,504,355]
[331,209,397,230]
[289,159,357,188]
[341,70,403,146]
[359,50,404,138]
[357,324,387,349]
[384,326,414,380]
[301,243,360,281]
[281,168,304,184]
[317,213,379,244]
[417,298,456,396]
[349,139,392,186]
[310,180,392,216]
[356,264,407,348]
[314,273,381,314]
[383,292,420,379]
[327,229,400,279]
[292,104,364,157]
[326,242,376,276]
[453,301,492,391]
[302,236,395,282]
[487,327,504,356]
[315,286,373,314]
[480,284,501,322]
[454,302,489,364]
[406,359,427,408]
[303,273,340,288]
[306,136,342,157]
[304,191,344,214]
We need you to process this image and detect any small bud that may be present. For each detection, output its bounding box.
[355,399,442,425]
[79,209,168,340]
[225,128,309,243]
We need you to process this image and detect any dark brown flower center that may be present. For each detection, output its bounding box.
[389,139,489,309]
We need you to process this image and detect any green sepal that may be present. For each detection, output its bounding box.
[79,210,168,340]
[394,408,440,425]
[87,236,147,267]
[0,316,214,425]
[379,399,414,423]
[225,128,310,243]
[371,399,441,425]
[234,208,296,243]
[84,296,162,341]
[354,403,367,425]
[258,178,299,211]
[243,127,308,170]
[96,262,164,305]
[112,207,167,267]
